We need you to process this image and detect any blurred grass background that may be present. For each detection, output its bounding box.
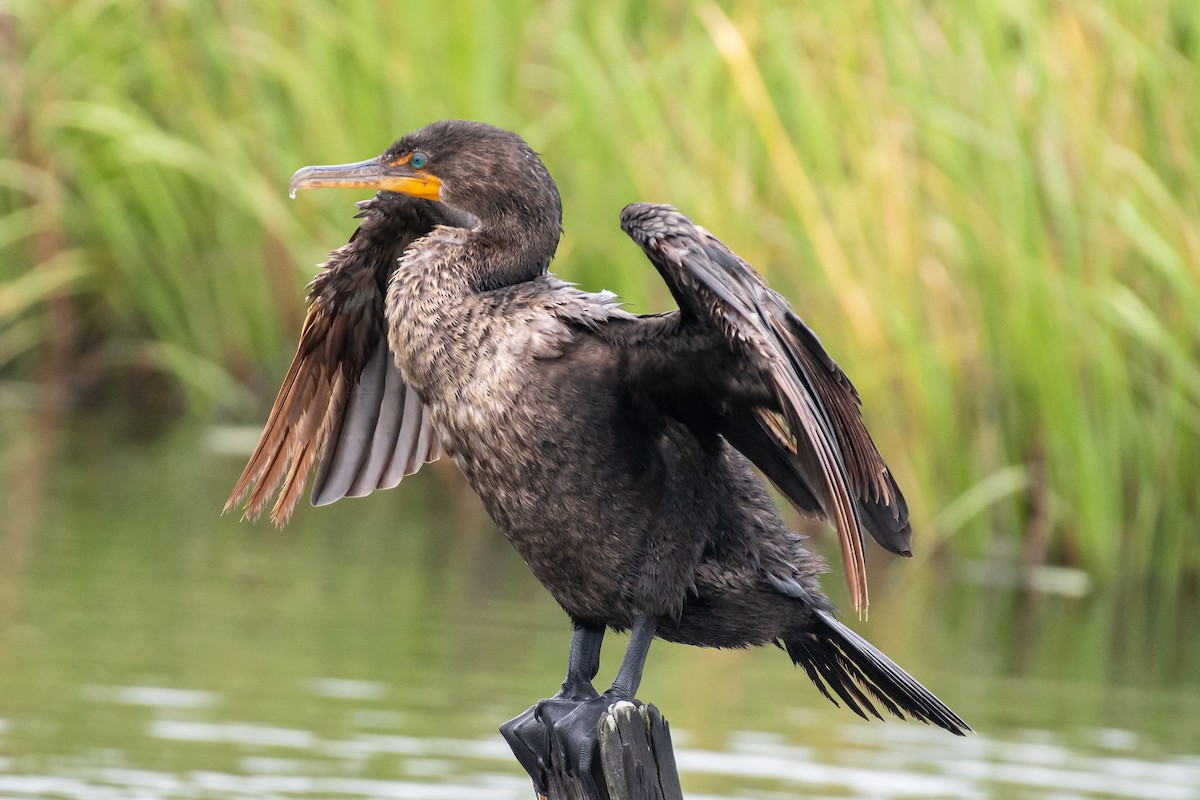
[2,0,1198,586]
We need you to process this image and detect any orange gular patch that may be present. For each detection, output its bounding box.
[383,154,442,201]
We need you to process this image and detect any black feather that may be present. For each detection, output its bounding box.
[785,611,971,735]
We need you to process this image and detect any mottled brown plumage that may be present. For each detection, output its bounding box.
[226,119,967,795]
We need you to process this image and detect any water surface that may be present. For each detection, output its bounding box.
[0,412,1196,798]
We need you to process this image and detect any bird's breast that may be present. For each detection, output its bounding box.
[385,263,575,460]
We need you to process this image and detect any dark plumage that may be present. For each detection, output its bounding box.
[227,119,968,793]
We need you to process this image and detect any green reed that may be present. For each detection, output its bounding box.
[3,0,1198,582]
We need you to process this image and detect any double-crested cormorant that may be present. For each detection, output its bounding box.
[227,120,968,793]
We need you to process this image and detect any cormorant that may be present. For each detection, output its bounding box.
[226,120,969,794]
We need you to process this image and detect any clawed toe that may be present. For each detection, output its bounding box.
[551,694,612,794]
[499,704,550,794]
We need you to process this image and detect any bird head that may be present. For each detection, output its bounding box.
[289,120,561,233]
[289,120,563,287]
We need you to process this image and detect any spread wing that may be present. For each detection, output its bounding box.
[620,203,910,615]
[225,196,451,525]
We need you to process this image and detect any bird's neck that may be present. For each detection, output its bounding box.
[465,208,561,291]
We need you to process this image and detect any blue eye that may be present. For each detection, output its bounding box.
[410,151,427,169]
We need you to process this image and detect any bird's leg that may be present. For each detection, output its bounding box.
[500,622,604,793]
[552,616,658,796]
[607,614,655,699]
[561,620,606,699]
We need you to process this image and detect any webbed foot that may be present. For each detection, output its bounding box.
[501,618,655,799]
[500,688,600,795]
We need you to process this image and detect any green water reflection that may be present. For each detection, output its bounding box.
[1,411,1197,798]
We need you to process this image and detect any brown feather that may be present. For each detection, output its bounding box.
[226,297,373,523]
[227,196,456,525]
[777,320,894,508]
[769,362,870,615]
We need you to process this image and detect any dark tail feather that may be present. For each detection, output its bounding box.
[784,610,971,735]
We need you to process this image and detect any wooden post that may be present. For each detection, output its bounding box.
[542,702,684,800]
